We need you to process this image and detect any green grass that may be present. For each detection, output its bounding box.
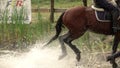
[32,0,92,8]
[0,0,114,52]
[0,8,32,50]
[0,8,53,50]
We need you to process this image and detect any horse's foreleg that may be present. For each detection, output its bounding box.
[107,36,119,68]
[112,36,119,54]
[108,51,120,60]
[107,52,120,68]
[58,32,70,60]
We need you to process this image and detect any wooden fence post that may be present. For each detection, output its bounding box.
[83,0,87,6]
[50,0,54,22]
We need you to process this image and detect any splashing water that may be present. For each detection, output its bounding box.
[0,42,112,68]
[0,42,77,68]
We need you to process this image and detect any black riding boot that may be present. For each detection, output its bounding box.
[112,10,120,33]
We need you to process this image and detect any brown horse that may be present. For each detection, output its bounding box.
[43,2,120,68]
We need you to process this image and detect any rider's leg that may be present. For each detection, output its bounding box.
[111,9,120,32]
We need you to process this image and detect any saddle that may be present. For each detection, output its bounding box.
[91,5,120,22]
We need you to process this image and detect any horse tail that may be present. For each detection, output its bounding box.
[43,12,65,48]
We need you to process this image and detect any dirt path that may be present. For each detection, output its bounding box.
[0,42,114,68]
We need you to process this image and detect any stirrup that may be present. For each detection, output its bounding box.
[112,27,120,33]
[112,27,120,30]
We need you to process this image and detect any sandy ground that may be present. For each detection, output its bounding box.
[0,42,116,68]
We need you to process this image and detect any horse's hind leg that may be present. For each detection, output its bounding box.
[58,32,70,60]
[63,32,83,61]
[64,36,81,61]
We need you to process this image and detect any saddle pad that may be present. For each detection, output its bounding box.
[92,5,112,22]
[95,11,111,22]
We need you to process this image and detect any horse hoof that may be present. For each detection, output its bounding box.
[113,63,118,68]
[107,56,113,61]
[76,54,81,62]
[76,56,81,62]
[107,55,114,62]
[58,53,67,60]
[76,53,81,62]
[41,43,48,49]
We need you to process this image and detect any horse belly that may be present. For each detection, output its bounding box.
[88,23,113,35]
